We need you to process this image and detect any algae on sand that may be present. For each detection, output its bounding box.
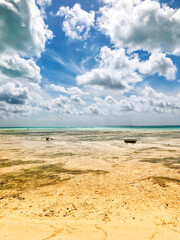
[148,176,180,187]
[140,156,180,169]
[0,159,44,168]
[0,163,108,192]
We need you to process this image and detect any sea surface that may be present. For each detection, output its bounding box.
[0,126,180,132]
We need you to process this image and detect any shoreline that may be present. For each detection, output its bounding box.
[0,125,180,132]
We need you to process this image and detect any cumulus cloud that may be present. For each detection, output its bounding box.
[37,0,52,16]
[67,87,85,96]
[37,0,52,7]
[0,102,40,119]
[39,95,82,114]
[53,95,70,108]
[97,0,180,54]
[70,95,85,105]
[36,84,180,120]
[47,84,86,95]
[77,46,142,90]
[104,96,116,105]
[0,0,53,57]
[40,90,86,114]
[138,52,177,80]
[0,54,42,82]
[47,84,67,93]
[0,82,29,105]
[77,45,177,91]
[56,3,95,40]
[90,86,180,116]
[88,104,103,115]
[119,87,180,113]
[0,0,54,120]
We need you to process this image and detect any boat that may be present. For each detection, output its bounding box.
[124,139,137,143]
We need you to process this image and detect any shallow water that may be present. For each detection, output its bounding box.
[0,125,180,132]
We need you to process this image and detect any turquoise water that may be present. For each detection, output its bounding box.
[0,126,180,131]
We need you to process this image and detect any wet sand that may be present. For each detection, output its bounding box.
[0,130,180,239]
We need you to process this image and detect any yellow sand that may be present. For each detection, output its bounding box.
[0,130,179,240]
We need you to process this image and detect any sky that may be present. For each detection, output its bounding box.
[0,0,180,127]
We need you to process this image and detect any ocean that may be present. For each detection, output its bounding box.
[0,126,180,132]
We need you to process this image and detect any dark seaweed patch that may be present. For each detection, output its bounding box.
[0,163,108,191]
[0,159,44,168]
[140,157,180,169]
[147,176,180,187]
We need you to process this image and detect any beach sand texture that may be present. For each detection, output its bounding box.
[0,130,180,240]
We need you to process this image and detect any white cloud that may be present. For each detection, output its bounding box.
[88,104,103,115]
[39,95,82,114]
[47,84,67,93]
[77,46,142,90]
[89,86,180,116]
[0,0,53,57]
[0,102,40,119]
[0,0,54,119]
[36,0,52,16]
[0,54,42,82]
[77,45,177,91]
[33,84,180,121]
[53,95,70,108]
[104,96,116,105]
[119,87,180,113]
[70,95,85,105]
[67,87,84,95]
[0,81,29,105]
[47,84,86,96]
[37,0,52,7]
[138,52,177,80]
[56,3,95,40]
[97,0,180,54]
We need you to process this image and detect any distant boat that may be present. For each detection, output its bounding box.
[124,139,137,144]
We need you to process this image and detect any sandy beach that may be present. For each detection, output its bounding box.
[0,129,179,240]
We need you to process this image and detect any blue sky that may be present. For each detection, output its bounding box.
[0,0,180,127]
